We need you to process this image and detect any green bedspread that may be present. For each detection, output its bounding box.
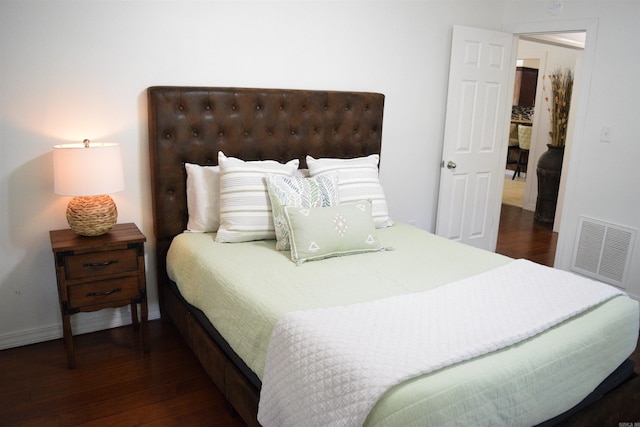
[167,222,639,426]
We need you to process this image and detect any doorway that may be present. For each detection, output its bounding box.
[496,32,585,266]
[435,22,596,258]
[503,56,539,209]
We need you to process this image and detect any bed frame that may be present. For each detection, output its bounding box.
[147,86,634,426]
[148,86,385,426]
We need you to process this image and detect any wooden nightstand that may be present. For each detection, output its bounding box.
[50,223,149,368]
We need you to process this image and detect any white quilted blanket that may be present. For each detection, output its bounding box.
[257,259,624,427]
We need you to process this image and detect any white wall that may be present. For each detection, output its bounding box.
[0,0,506,348]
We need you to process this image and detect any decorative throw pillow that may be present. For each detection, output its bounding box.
[284,200,385,265]
[216,152,299,243]
[185,163,220,233]
[265,173,339,250]
[306,154,393,228]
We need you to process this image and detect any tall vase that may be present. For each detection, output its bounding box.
[534,144,565,224]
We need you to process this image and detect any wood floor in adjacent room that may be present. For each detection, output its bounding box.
[496,202,558,267]
[1,208,638,426]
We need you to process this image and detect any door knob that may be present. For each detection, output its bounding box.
[447,161,457,169]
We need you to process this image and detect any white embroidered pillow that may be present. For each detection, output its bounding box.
[216,152,299,243]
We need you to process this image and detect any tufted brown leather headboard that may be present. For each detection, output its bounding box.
[148,86,385,299]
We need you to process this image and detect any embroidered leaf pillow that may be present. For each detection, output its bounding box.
[265,173,338,250]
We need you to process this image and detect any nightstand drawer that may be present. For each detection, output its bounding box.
[68,276,140,308]
[64,248,139,280]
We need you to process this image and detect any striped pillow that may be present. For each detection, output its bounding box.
[216,152,299,243]
[306,155,393,228]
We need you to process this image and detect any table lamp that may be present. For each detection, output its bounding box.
[53,139,125,236]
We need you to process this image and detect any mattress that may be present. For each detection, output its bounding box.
[166,222,639,426]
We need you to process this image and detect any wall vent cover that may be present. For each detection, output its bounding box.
[571,216,636,288]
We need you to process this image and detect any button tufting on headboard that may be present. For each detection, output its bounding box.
[148,86,385,292]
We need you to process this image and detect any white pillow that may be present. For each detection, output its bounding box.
[185,163,220,233]
[216,151,299,243]
[293,168,310,178]
[306,154,393,228]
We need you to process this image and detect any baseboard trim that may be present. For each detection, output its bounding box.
[0,303,160,350]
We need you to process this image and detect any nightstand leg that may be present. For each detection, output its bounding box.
[62,314,75,369]
[131,302,139,330]
[141,301,150,353]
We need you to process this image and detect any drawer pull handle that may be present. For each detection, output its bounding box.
[86,288,121,297]
[83,260,119,268]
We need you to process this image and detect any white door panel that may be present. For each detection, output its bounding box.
[436,25,516,251]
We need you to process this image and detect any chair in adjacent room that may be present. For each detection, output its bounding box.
[512,125,531,180]
[506,123,520,169]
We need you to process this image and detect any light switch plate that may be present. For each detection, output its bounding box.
[600,126,612,143]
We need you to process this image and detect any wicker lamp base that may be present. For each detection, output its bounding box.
[66,195,118,236]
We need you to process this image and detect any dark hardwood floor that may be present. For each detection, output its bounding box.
[0,320,246,427]
[496,203,558,266]
[1,210,638,426]
[1,323,638,427]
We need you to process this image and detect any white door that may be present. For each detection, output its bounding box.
[436,25,516,251]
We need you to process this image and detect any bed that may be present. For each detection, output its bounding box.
[147,86,639,426]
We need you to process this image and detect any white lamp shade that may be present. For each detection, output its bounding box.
[53,142,125,196]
